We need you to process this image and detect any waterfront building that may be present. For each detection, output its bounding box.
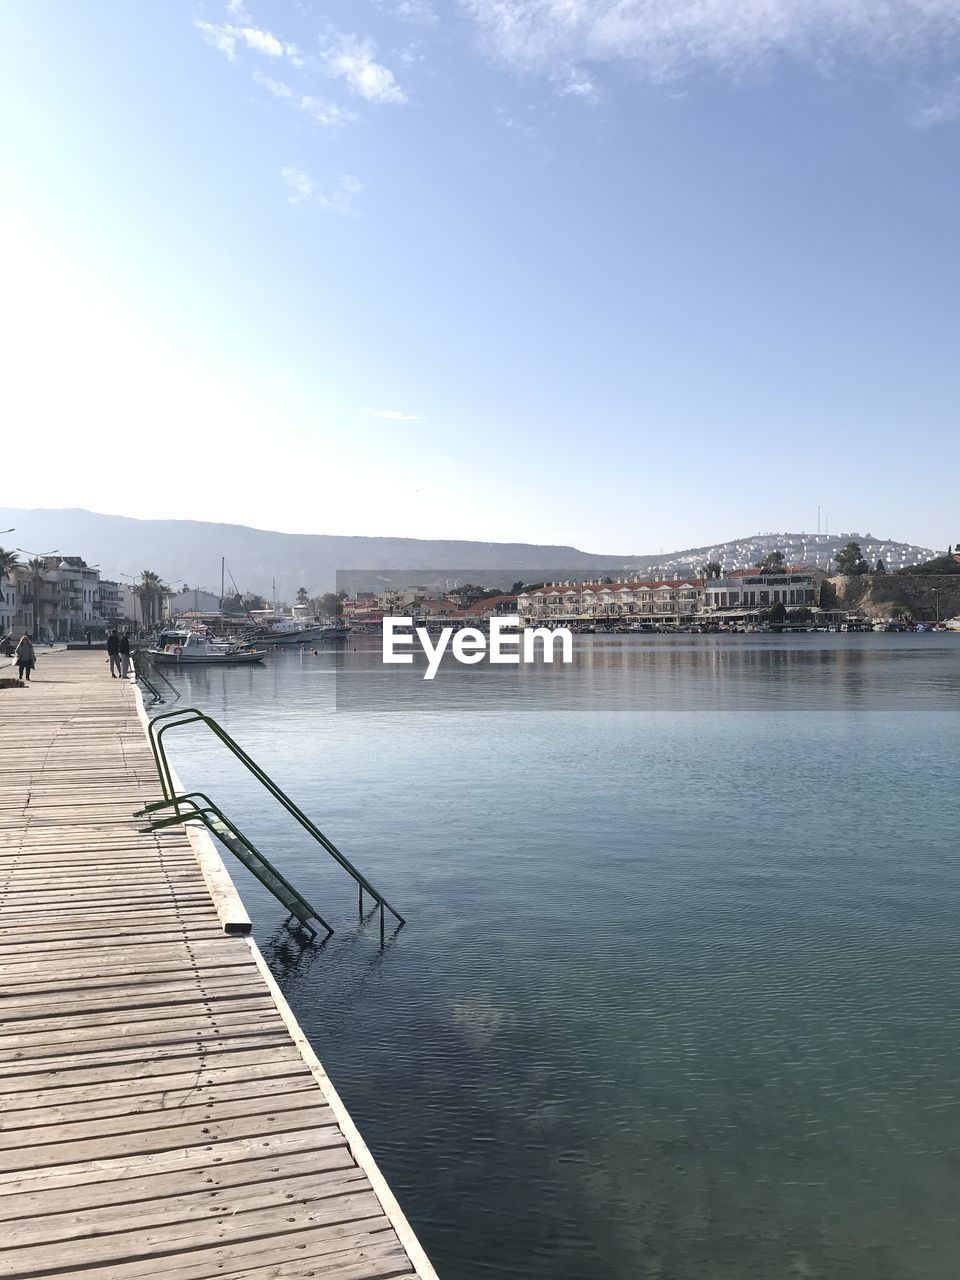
[377,587,428,612]
[462,594,519,620]
[169,586,221,615]
[98,579,123,623]
[703,567,827,613]
[0,573,16,636]
[518,577,705,624]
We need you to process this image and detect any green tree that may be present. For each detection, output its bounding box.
[896,555,960,576]
[296,587,308,605]
[24,557,49,634]
[758,550,786,572]
[704,560,723,579]
[874,558,886,573]
[134,569,171,629]
[834,541,869,576]
[510,581,525,594]
[319,591,346,618]
[768,601,787,624]
[0,547,18,589]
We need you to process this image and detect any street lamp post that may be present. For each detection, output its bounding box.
[932,589,941,623]
[118,573,141,633]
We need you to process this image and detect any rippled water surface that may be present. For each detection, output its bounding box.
[158,634,960,1280]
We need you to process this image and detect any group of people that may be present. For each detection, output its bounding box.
[106,630,131,678]
[6,629,132,683]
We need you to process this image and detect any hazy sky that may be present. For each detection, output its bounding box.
[2,1,958,554]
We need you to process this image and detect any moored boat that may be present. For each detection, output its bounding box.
[150,630,265,664]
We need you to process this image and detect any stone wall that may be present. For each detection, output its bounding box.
[828,574,960,622]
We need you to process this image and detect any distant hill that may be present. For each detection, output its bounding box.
[0,508,939,600]
[0,507,657,599]
[647,531,939,575]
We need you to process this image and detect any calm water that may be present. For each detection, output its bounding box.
[156,634,960,1280]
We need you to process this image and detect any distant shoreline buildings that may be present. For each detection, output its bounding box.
[0,557,130,640]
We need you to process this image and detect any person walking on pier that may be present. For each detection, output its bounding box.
[14,634,35,683]
[106,629,121,677]
[119,631,131,678]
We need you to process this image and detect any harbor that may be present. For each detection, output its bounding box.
[0,649,437,1280]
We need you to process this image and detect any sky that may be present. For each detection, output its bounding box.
[1,0,958,555]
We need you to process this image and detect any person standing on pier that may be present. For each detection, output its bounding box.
[14,634,35,682]
[106,629,121,677]
[119,631,131,678]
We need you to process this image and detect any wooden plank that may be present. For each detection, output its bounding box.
[0,1126,343,1197]
[0,1144,357,1223]
[0,1085,325,1152]
[0,1196,389,1276]
[74,1227,410,1280]
[0,1029,293,1080]
[2,1163,371,1248]
[0,1104,341,1175]
[0,1054,312,1113]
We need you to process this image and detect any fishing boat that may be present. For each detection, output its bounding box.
[149,630,265,665]
[241,609,333,647]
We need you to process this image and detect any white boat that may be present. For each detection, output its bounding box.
[248,614,342,647]
[945,616,960,632]
[150,630,265,665]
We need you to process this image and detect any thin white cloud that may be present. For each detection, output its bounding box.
[369,408,423,421]
[240,25,284,57]
[372,0,439,25]
[225,0,252,18]
[300,96,358,127]
[195,18,301,65]
[253,71,294,99]
[195,20,240,61]
[460,0,960,81]
[395,0,439,25]
[911,78,960,127]
[281,168,363,215]
[253,71,357,127]
[554,65,600,102]
[323,35,408,104]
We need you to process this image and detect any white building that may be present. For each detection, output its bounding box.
[0,573,16,637]
[703,567,826,612]
[168,587,221,615]
[98,580,123,623]
[519,577,705,624]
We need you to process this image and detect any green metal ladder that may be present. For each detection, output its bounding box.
[132,648,181,706]
[136,707,405,944]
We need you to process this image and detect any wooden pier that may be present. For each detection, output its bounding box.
[0,649,438,1280]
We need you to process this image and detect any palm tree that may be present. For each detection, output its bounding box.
[25,557,49,634]
[0,548,18,636]
[134,570,171,630]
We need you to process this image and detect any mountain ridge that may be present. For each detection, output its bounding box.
[0,507,938,599]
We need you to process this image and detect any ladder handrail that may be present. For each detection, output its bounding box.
[132,648,181,704]
[145,706,405,927]
[131,650,164,704]
[138,790,333,939]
